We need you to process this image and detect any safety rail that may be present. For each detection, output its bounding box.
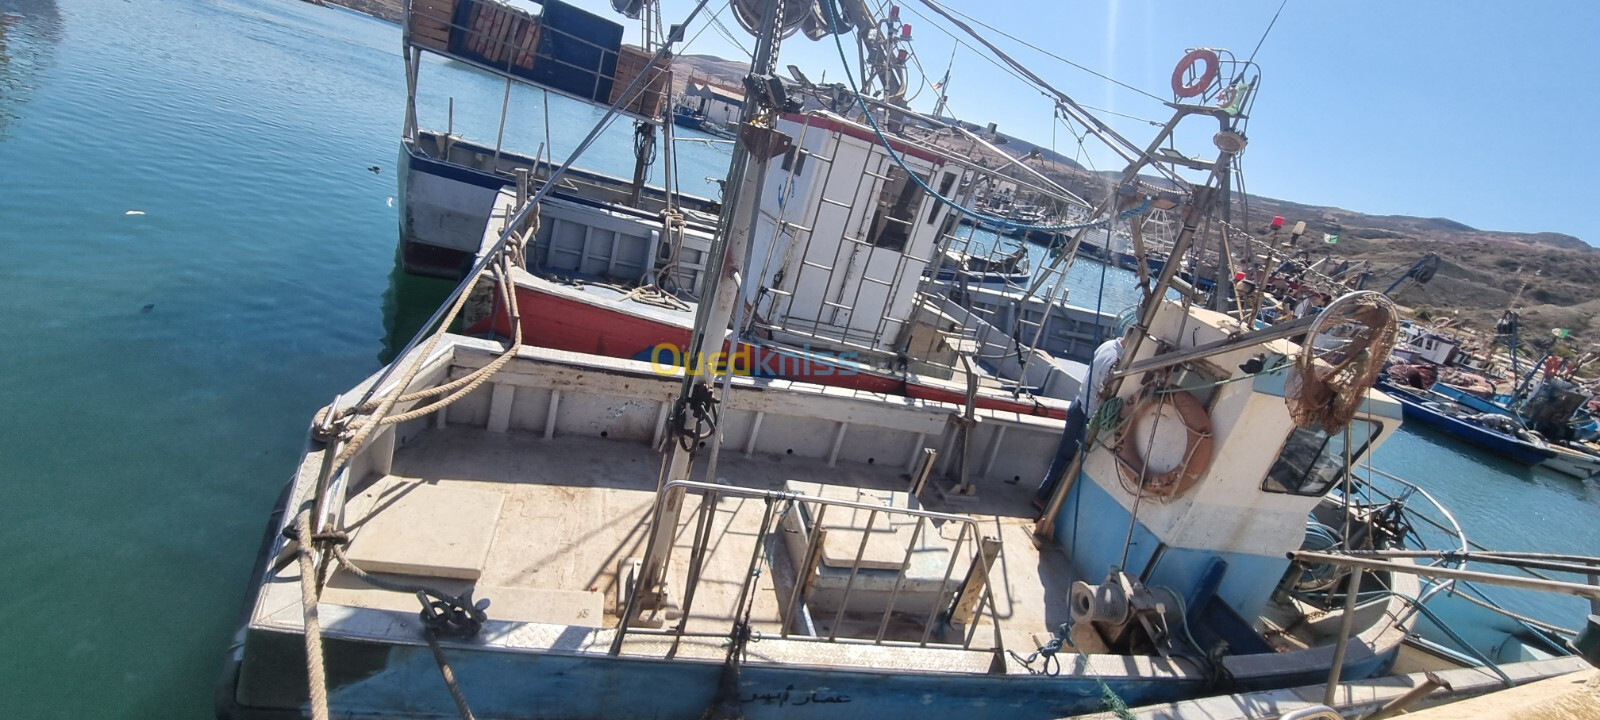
[1346,465,1594,644]
[611,480,1009,661]
[1349,465,1469,556]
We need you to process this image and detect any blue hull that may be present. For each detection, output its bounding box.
[1377,381,1555,465]
[931,268,1030,286]
[219,622,1397,720]
[1430,384,1514,417]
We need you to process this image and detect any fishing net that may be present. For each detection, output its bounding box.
[1284,292,1400,433]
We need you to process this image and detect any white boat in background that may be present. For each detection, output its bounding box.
[931,245,1031,287]
[1542,443,1600,479]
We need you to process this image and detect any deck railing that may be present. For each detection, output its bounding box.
[611,480,1008,663]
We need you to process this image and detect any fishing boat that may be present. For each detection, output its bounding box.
[217,3,1600,717]
[395,0,1125,420]
[447,107,1092,419]
[1430,378,1600,477]
[214,220,1593,720]
[1374,380,1556,465]
[929,245,1031,287]
[1541,443,1600,479]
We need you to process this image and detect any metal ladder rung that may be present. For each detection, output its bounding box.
[801,260,834,271]
[863,170,892,181]
[821,301,855,311]
[860,276,895,287]
[781,221,814,233]
[819,196,852,208]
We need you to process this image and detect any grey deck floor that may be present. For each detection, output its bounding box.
[323,427,1084,654]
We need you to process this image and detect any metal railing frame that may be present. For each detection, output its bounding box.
[610,479,1008,664]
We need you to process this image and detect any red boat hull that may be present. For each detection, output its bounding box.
[473,282,1066,420]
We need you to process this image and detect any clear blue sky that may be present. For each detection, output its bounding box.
[565,0,1599,245]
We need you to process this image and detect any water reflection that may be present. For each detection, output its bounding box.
[379,255,456,364]
[0,0,61,139]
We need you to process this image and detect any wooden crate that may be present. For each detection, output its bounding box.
[609,45,672,118]
[408,0,457,52]
[458,1,541,71]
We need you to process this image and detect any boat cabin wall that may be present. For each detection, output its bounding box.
[400,132,720,282]
[1062,301,1400,620]
[746,114,948,353]
[368,338,1060,485]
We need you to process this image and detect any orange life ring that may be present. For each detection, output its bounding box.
[1171,49,1219,99]
[1113,389,1214,499]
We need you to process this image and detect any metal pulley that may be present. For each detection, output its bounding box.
[1068,571,1181,656]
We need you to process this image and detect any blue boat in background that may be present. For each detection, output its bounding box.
[1431,383,1516,416]
[1377,380,1556,465]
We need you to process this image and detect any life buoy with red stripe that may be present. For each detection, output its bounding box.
[1171,49,1219,99]
[1113,389,1214,500]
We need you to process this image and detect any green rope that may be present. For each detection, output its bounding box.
[1090,395,1126,432]
[1099,679,1137,720]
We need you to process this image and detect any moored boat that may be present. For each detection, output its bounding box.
[1375,380,1556,465]
[219,3,1600,719]
[1541,443,1600,479]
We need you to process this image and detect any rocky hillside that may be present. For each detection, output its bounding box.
[1230,194,1600,338]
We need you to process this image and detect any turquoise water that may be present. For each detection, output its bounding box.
[0,1,1595,717]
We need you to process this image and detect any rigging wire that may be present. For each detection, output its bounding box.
[676,0,737,61]
[1077,103,1164,127]
[895,1,1064,105]
[1247,0,1290,65]
[901,0,1183,183]
[925,0,1168,105]
[708,11,753,58]
[818,1,1152,235]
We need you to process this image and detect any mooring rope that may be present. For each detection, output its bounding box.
[293,510,332,720]
[295,211,533,720]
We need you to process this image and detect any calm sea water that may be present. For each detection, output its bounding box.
[0,1,1595,717]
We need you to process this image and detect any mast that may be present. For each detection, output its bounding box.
[632,0,787,612]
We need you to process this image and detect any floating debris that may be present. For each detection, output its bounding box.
[368,165,381,174]
[125,210,145,216]
[140,303,154,314]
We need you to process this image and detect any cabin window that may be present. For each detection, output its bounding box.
[781,145,806,174]
[927,172,956,225]
[1262,419,1383,496]
[867,163,927,252]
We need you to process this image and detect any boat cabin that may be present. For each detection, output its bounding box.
[1059,300,1404,624]
[683,80,745,129]
[745,111,963,356]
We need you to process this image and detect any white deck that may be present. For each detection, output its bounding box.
[245,339,1408,683]
[263,426,1088,657]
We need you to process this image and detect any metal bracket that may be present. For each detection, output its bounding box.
[738,122,794,160]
